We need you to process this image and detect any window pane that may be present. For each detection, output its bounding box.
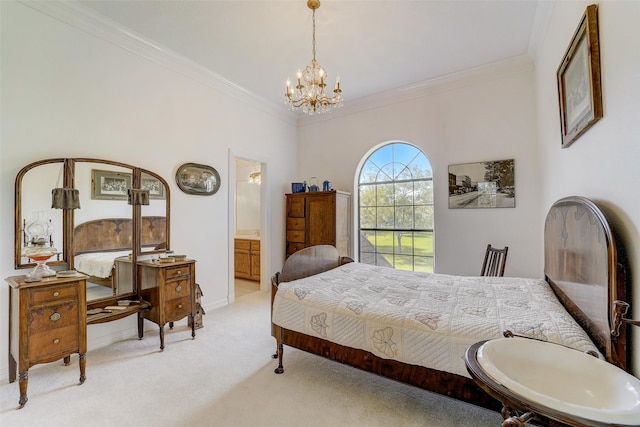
[414,256,434,272]
[376,183,394,206]
[393,231,414,255]
[376,207,394,229]
[395,206,414,229]
[360,230,375,251]
[414,180,433,204]
[360,162,380,183]
[360,207,376,228]
[394,182,413,206]
[414,231,434,256]
[414,206,433,229]
[394,255,414,271]
[375,231,393,254]
[359,185,377,207]
[378,164,395,183]
[395,164,413,181]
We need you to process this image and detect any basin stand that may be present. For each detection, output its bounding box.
[501,407,534,427]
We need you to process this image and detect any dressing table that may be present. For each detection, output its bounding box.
[9,157,179,406]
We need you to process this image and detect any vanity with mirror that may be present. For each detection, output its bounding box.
[8,158,196,407]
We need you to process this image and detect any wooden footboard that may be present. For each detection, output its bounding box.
[272,323,502,411]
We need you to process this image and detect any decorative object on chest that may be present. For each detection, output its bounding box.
[134,259,198,350]
[6,275,88,408]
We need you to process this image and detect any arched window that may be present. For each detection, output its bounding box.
[358,142,434,271]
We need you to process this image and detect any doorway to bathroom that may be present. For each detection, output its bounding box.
[233,158,263,299]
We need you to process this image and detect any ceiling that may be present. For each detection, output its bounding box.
[78,0,543,113]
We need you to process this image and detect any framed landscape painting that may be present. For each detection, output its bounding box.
[448,159,515,209]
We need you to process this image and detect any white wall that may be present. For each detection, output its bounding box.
[535,0,640,375]
[0,1,297,380]
[298,59,541,278]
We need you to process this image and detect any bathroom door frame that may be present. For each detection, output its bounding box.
[227,150,270,304]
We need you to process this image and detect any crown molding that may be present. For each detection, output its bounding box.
[527,0,556,59]
[19,0,297,126]
[297,55,534,127]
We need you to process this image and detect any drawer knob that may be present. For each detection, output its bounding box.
[175,285,182,293]
[177,304,183,309]
[53,338,60,345]
[49,312,61,322]
[53,291,60,297]
[177,270,182,275]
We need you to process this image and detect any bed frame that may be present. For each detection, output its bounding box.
[270,196,629,413]
[73,216,167,290]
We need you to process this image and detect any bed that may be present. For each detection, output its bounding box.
[73,216,166,292]
[270,196,629,413]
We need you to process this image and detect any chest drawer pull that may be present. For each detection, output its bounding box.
[177,304,183,309]
[53,291,60,297]
[53,338,60,344]
[175,285,182,293]
[49,312,61,322]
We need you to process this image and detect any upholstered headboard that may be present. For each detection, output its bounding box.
[73,216,166,254]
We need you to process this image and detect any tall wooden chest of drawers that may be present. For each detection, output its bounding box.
[137,259,197,350]
[285,190,351,258]
[6,274,87,408]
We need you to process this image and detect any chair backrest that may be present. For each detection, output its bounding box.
[481,244,508,276]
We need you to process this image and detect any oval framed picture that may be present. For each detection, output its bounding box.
[175,163,221,196]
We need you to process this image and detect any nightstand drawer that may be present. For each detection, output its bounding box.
[165,296,191,320]
[29,301,78,334]
[165,265,191,280]
[29,326,79,360]
[164,278,191,300]
[29,283,78,305]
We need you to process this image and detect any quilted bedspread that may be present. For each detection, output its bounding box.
[272,263,600,379]
[74,250,131,278]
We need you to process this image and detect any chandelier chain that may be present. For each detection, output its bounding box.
[312,9,316,61]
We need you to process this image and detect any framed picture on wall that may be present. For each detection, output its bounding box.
[91,169,131,200]
[175,163,221,196]
[557,4,602,149]
[448,159,515,209]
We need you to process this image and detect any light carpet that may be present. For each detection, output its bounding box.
[0,290,502,426]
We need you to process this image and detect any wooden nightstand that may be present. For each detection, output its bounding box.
[136,259,197,350]
[6,274,87,408]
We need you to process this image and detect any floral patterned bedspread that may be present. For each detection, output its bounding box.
[272,262,600,378]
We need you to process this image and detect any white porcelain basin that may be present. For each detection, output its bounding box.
[477,338,640,425]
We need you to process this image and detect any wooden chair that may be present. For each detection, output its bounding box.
[481,244,508,276]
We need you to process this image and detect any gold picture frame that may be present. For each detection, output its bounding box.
[557,4,602,148]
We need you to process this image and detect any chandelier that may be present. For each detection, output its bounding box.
[285,0,342,115]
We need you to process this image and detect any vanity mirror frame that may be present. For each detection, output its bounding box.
[15,158,171,320]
